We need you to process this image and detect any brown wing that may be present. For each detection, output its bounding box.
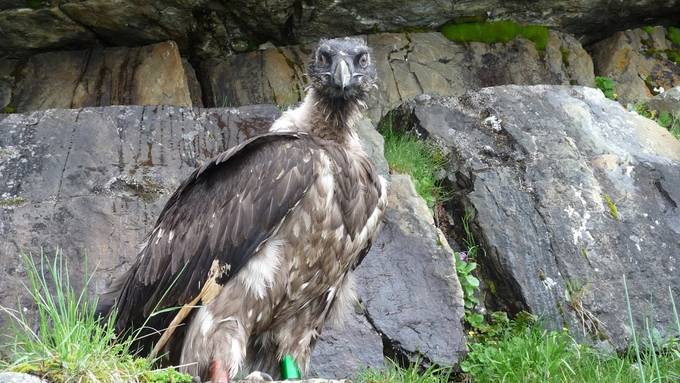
[107,132,321,343]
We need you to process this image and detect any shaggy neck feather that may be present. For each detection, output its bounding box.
[271,89,365,145]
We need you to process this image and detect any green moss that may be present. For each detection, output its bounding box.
[668,26,680,46]
[0,196,27,207]
[560,47,570,67]
[594,76,617,100]
[642,25,656,35]
[2,104,15,114]
[603,194,619,221]
[441,20,549,51]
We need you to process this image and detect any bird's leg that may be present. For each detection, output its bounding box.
[209,360,230,383]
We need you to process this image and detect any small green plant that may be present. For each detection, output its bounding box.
[441,21,549,50]
[603,194,619,221]
[634,102,680,140]
[2,105,15,114]
[595,76,617,100]
[642,26,656,35]
[0,251,191,383]
[379,118,448,208]
[453,210,486,330]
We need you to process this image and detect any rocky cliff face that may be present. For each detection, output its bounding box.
[389,85,680,351]
[201,31,593,123]
[2,1,680,59]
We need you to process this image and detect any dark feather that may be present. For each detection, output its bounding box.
[106,132,322,351]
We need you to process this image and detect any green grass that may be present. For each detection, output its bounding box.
[460,280,680,383]
[595,76,617,100]
[461,325,679,383]
[359,360,451,383]
[379,123,447,208]
[0,251,191,383]
[441,21,549,51]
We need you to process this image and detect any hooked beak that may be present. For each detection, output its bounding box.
[332,58,352,90]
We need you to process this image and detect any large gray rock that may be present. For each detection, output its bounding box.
[0,106,464,375]
[2,1,680,58]
[591,26,680,105]
[391,85,680,351]
[201,31,594,124]
[0,372,48,383]
[6,41,194,112]
[356,175,466,366]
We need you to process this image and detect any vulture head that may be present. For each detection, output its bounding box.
[307,37,377,104]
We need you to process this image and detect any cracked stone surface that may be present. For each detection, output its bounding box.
[200,31,594,124]
[2,1,680,58]
[591,26,680,105]
[0,105,465,376]
[391,85,680,351]
[3,41,194,113]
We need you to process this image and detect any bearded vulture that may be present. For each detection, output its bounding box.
[99,37,387,382]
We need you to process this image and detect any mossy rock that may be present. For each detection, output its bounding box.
[441,20,549,51]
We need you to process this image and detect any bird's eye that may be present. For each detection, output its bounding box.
[358,53,369,68]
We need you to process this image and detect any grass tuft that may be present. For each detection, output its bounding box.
[441,20,549,51]
[0,250,191,383]
[379,123,448,209]
[359,360,450,383]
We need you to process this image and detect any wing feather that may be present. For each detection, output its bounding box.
[108,132,321,347]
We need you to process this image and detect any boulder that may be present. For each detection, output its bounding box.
[201,31,594,124]
[8,41,193,112]
[355,175,466,366]
[390,85,680,351]
[0,105,465,375]
[591,26,680,105]
[0,372,48,383]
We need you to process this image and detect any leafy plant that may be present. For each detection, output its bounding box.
[453,210,487,330]
[595,76,617,100]
[0,251,191,383]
